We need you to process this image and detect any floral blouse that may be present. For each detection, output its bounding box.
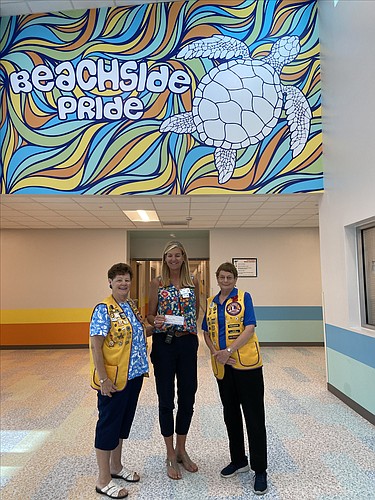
[90,301,149,379]
[155,281,197,334]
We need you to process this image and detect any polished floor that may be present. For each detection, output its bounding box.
[1,340,374,499]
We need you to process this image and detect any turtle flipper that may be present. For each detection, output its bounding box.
[160,112,196,134]
[177,35,249,61]
[263,36,300,74]
[214,148,237,184]
[283,85,312,157]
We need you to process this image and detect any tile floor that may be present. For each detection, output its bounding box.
[1,339,374,499]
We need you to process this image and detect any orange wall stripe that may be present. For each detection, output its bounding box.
[0,323,90,346]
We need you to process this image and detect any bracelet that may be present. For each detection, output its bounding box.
[99,377,108,384]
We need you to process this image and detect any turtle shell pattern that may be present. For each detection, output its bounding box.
[192,59,283,150]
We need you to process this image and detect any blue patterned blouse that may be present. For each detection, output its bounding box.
[90,301,149,380]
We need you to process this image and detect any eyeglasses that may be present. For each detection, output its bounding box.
[217,275,235,282]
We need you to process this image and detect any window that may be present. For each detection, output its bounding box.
[358,223,375,329]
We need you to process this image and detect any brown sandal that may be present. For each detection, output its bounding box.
[166,458,182,480]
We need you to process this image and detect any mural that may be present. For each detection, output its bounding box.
[161,35,312,184]
[0,0,321,195]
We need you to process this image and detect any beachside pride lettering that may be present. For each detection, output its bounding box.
[9,59,191,120]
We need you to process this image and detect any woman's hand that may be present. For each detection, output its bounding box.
[153,315,166,329]
[145,325,154,337]
[213,349,236,366]
[100,378,117,397]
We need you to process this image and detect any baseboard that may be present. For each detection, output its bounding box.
[260,342,324,346]
[327,383,375,425]
[0,344,89,350]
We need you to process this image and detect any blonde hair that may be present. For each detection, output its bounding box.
[161,240,194,287]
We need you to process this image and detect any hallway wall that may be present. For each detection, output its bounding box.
[0,229,127,346]
[1,226,322,347]
[319,0,375,416]
[209,228,323,343]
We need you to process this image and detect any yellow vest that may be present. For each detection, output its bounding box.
[206,290,262,380]
[90,295,145,391]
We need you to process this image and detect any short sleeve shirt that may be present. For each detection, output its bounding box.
[202,287,257,350]
[90,301,149,380]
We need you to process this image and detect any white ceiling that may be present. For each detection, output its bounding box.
[0,0,321,231]
[0,194,321,229]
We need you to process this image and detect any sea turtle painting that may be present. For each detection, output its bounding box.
[160,35,312,184]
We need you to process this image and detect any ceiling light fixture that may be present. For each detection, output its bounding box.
[123,210,159,222]
[138,210,150,221]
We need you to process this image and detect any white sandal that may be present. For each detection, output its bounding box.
[95,479,128,498]
[111,466,140,483]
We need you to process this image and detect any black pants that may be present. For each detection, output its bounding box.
[151,333,198,437]
[95,375,143,450]
[217,366,267,473]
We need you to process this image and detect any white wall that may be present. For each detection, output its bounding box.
[209,228,321,304]
[0,229,128,309]
[319,0,375,333]
[318,0,375,415]
[1,227,321,310]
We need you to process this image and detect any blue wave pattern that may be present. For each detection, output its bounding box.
[0,0,322,194]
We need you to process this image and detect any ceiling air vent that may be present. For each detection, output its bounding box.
[161,220,189,226]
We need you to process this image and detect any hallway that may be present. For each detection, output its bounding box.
[1,341,374,499]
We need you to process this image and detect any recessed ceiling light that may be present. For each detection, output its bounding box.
[123,210,159,222]
[138,210,150,221]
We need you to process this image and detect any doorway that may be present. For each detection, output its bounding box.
[128,230,210,318]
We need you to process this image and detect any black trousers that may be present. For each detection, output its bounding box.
[217,366,267,473]
[151,333,198,437]
[95,375,143,451]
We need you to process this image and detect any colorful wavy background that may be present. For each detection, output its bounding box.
[0,0,321,195]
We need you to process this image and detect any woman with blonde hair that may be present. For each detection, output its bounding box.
[147,241,200,480]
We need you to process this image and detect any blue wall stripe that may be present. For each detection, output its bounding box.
[254,306,323,321]
[325,324,375,369]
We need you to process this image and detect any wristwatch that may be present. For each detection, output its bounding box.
[99,377,108,384]
[226,347,232,354]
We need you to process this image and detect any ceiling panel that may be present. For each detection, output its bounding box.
[0,193,322,229]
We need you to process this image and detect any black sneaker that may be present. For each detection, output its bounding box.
[220,460,249,478]
[254,471,268,495]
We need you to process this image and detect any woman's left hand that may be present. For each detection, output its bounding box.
[100,378,117,397]
[213,349,236,366]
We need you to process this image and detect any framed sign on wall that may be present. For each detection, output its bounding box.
[232,258,258,278]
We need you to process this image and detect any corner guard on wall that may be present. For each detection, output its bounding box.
[327,382,374,425]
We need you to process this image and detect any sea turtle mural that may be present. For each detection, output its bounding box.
[160,35,312,184]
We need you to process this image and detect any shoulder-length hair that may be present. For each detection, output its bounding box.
[161,240,194,287]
